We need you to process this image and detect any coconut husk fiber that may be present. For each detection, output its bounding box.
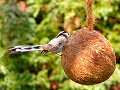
[62,27,116,85]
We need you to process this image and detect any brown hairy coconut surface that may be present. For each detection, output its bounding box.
[62,27,116,85]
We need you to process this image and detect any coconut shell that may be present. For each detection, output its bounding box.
[62,27,116,85]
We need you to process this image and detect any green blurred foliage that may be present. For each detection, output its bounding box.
[0,0,120,90]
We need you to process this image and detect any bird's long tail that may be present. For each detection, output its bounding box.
[9,45,43,54]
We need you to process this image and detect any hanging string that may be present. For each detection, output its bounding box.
[86,0,94,31]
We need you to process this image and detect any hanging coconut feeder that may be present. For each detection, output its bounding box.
[62,0,116,85]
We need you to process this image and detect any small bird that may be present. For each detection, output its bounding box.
[9,31,70,55]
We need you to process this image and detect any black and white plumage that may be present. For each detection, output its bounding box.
[9,31,70,55]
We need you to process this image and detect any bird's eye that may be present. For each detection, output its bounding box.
[59,42,62,45]
[68,33,70,36]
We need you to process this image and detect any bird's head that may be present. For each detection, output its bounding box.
[56,31,70,39]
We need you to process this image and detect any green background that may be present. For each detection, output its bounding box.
[0,0,120,90]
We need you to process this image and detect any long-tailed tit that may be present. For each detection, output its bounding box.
[9,31,70,55]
